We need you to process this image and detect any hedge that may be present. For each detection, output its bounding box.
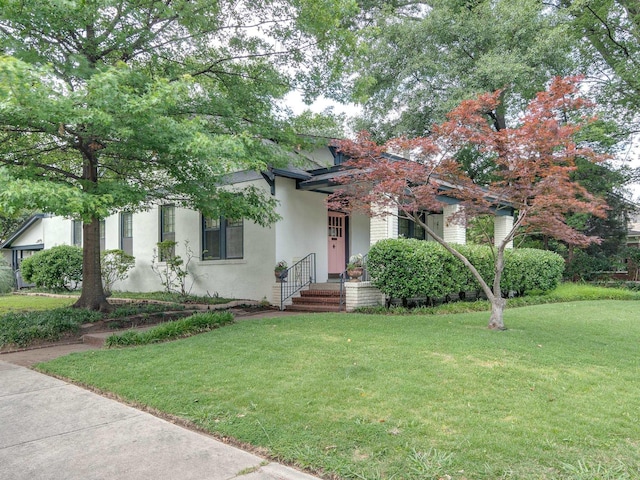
[367,239,564,302]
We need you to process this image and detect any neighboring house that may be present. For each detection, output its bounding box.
[1,146,515,308]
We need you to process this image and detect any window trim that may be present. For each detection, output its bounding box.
[120,212,133,255]
[72,220,82,247]
[201,215,243,260]
[159,205,176,261]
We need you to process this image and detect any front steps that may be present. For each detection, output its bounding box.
[286,282,343,313]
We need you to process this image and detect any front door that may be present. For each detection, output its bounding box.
[328,212,346,274]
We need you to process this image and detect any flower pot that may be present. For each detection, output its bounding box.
[347,267,363,282]
[275,270,287,283]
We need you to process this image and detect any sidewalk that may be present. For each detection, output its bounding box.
[0,360,323,480]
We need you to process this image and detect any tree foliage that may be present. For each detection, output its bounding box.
[0,0,355,310]
[329,77,608,329]
[348,0,576,140]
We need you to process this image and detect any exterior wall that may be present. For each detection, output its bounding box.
[442,204,466,244]
[370,205,398,245]
[349,212,370,260]
[345,281,385,311]
[42,216,75,247]
[9,221,44,247]
[112,179,277,300]
[494,214,514,249]
[275,177,330,281]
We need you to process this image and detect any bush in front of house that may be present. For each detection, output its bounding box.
[20,245,83,291]
[367,239,564,304]
[0,258,14,294]
[105,311,234,347]
[101,249,135,295]
[501,248,565,295]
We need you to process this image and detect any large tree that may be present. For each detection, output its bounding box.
[560,0,640,115]
[348,0,576,140]
[329,78,608,329]
[0,0,354,311]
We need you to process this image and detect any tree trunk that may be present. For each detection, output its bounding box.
[488,296,506,330]
[488,246,507,330]
[73,218,111,312]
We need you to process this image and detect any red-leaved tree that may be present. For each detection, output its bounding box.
[328,77,608,329]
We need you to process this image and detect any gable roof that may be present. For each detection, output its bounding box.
[0,214,45,249]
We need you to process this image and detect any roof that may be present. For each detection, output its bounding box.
[0,214,46,249]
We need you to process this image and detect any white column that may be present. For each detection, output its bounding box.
[370,204,398,245]
[442,204,466,245]
[494,214,514,249]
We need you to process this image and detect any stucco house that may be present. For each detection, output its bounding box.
[1,146,515,310]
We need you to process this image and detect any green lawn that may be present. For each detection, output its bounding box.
[0,294,74,314]
[38,300,640,479]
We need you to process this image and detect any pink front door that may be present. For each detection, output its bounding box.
[328,212,346,274]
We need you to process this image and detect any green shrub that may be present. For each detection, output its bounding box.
[0,258,14,293]
[0,307,102,348]
[105,311,234,347]
[108,302,184,318]
[101,249,135,294]
[20,245,83,291]
[367,239,564,303]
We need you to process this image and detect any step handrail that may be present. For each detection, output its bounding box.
[280,253,316,310]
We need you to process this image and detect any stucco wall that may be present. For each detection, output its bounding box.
[274,177,330,281]
[9,222,43,247]
[112,180,277,301]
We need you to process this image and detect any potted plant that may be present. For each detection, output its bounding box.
[346,253,364,282]
[274,260,288,282]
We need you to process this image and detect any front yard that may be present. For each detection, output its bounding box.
[37,300,640,479]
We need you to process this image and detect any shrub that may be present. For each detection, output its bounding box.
[0,258,14,293]
[367,239,564,303]
[20,245,83,291]
[101,249,135,294]
[105,311,234,347]
[0,308,102,348]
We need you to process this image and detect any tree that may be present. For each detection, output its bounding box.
[348,0,577,140]
[560,0,640,114]
[329,77,608,330]
[0,169,32,244]
[0,0,354,311]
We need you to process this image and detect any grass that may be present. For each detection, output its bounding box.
[105,311,234,347]
[0,295,184,348]
[38,299,640,479]
[0,294,74,314]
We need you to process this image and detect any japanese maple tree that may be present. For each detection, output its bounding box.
[329,77,608,329]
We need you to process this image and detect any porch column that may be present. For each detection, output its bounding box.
[494,213,514,249]
[370,204,398,245]
[443,204,466,245]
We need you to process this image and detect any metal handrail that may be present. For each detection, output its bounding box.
[280,253,316,310]
[339,254,369,311]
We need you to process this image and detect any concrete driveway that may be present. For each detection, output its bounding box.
[0,360,321,480]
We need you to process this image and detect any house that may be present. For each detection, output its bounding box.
[1,146,515,309]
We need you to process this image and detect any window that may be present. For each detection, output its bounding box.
[202,216,243,260]
[72,220,82,246]
[160,205,175,261]
[120,212,133,255]
[398,213,426,240]
[99,220,106,251]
